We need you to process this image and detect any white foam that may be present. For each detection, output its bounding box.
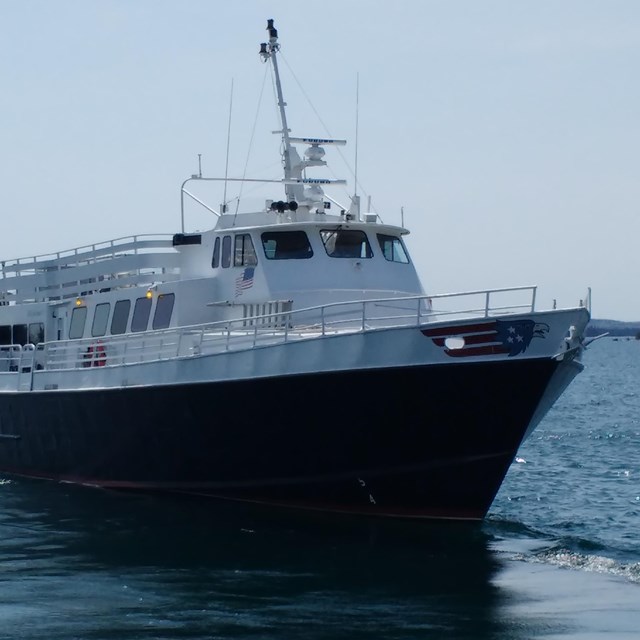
[529,548,640,584]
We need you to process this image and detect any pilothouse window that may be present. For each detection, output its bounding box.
[234,234,258,266]
[320,229,373,259]
[211,237,220,268]
[221,236,232,268]
[261,231,313,260]
[377,234,410,264]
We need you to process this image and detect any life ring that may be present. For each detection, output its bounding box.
[93,342,106,367]
[83,342,106,368]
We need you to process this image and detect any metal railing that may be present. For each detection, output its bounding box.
[4,285,537,374]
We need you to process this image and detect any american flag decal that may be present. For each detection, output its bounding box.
[422,319,549,358]
[235,267,255,297]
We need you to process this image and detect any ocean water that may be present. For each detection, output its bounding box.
[0,338,638,639]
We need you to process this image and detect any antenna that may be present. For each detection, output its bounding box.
[354,72,359,198]
[197,154,202,178]
[260,19,305,204]
[222,78,234,214]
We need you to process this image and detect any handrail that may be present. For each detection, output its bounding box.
[1,234,175,273]
[22,285,541,373]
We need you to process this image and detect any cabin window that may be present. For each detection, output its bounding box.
[152,293,175,330]
[69,307,87,339]
[377,234,410,264]
[234,234,258,266]
[261,231,314,260]
[111,300,131,335]
[212,237,220,268]
[221,235,232,268]
[131,297,152,332]
[320,229,373,259]
[92,303,111,337]
[12,324,28,346]
[28,323,44,345]
[0,326,10,345]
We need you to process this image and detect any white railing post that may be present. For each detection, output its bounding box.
[361,301,366,331]
[321,306,326,336]
[484,291,491,317]
[531,286,537,312]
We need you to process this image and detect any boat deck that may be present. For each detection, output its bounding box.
[0,286,548,382]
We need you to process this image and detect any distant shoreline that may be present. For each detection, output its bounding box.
[586,320,640,337]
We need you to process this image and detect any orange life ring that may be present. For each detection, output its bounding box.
[93,342,106,367]
[82,345,94,368]
[83,342,106,367]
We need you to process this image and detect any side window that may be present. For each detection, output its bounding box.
[69,307,88,339]
[321,229,373,258]
[261,231,314,260]
[221,235,232,268]
[212,237,220,268]
[0,325,11,345]
[12,324,28,346]
[234,234,258,266]
[152,293,175,330]
[376,234,410,264]
[110,299,131,335]
[131,297,152,332]
[28,322,45,345]
[92,303,111,337]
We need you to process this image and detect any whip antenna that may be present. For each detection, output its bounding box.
[222,78,234,213]
[354,72,360,198]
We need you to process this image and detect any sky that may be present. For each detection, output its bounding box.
[0,1,638,319]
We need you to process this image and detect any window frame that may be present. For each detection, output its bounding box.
[221,235,232,268]
[28,322,45,345]
[69,307,88,339]
[211,237,220,268]
[91,302,111,337]
[234,234,258,267]
[376,233,410,264]
[320,229,374,259]
[152,293,175,330]
[260,230,314,260]
[131,296,152,333]
[110,299,131,335]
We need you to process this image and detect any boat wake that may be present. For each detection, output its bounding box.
[525,546,640,584]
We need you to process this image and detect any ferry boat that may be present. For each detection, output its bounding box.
[0,20,590,519]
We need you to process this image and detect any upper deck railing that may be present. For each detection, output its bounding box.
[0,285,547,383]
[0,234,177,303]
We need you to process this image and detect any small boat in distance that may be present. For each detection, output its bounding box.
[0,20,590,519]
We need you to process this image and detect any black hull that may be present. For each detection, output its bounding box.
[0,358,577,519]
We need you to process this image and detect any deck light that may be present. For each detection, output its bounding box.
[146,290,153,299]
[75,298,82,306]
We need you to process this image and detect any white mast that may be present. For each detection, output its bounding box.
[259,20,347,214]
[260,19,304,204]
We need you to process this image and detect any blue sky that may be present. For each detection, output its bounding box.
[0,1,638,319]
